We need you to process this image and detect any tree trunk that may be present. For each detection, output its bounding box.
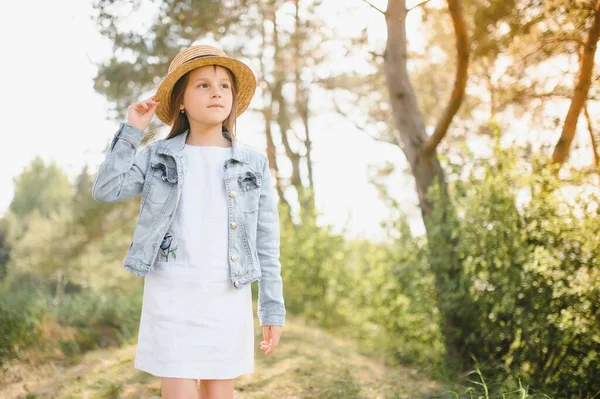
[294,0,316,213]
[258,4,293,223]
[383,0,470,367]
[269,3,314,224]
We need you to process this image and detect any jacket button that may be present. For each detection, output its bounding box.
[233,281,240,288]
[229,190,237,198]
[231,254,238,262]
[230,221,237,229]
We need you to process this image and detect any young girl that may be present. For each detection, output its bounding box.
[92,44,286,399]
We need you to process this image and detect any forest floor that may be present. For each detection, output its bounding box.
[0,313,444,398]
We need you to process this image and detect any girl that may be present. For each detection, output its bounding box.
[92,44,286,399]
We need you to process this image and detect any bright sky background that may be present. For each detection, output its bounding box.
[0,0,596,243]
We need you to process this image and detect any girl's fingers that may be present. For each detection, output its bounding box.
[130,97,158,108]
[134,102,150,114]
[260,334,279,355]
[145,100,159,110]
[260,340,274,355]
[263,327,271,343]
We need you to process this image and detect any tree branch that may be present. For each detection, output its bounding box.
[407,0,432,12]
[361,0,386,15]
[369,50,385,61]
[584,102,599,166]
[552,0,600,164]
[423,0,470,155]
[331,95,398,145]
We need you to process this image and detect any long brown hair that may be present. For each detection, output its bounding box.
[164,65,238,140]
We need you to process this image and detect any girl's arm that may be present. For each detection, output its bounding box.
[91,122,152,203]
[256,156,286,327]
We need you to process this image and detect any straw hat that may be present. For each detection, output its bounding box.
[154,44,257,125]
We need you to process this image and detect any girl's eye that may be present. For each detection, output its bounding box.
[197,83,230,88]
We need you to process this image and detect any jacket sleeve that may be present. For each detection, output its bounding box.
[92,122,151,203]
[256,156,286,327]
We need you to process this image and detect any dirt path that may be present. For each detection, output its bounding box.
[1,314,442,398]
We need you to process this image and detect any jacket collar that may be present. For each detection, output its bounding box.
[157,128,248,164]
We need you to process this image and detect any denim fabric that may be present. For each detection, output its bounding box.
[92,122,285,326]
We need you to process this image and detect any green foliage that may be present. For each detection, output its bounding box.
[57,286,143,350]
[278,193,446,368]
[0,213,19,281]
[279,205,352,329]
[0,274,143,363]
[9,156,73,220]
[0,157,144,364]
[0,281,45,364]
[446,362,547,399]
[426,127,600,397]
[345,226,444,367]
[3,158,140,292]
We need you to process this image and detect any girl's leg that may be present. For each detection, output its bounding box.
[161,377,200,399]
[198,379,234,399]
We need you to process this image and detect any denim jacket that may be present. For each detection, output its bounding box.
[91,122,286,327]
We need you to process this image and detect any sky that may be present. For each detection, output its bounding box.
[0,0,597,243]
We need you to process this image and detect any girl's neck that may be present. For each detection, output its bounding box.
[185,122,231,147]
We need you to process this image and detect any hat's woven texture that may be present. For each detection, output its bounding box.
[154,45,256,125]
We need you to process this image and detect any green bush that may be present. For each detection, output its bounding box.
[0,281,45,363]
[426,131,600,397]
[0,274,143,363]
[278,191,446,368]
[57,285,143,350]
[279,203,353,329]
[345,228,444,367]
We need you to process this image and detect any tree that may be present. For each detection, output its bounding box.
[350,0,471,366]
[9,156,72,220]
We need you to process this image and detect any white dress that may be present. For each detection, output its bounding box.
[134,143,254,379]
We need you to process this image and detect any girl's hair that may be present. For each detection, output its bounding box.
[164,65,238,140]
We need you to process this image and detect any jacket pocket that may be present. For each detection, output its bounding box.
[146,161,178,204]
[237,171,261,213]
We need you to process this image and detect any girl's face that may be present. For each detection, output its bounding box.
[181,65,233,128]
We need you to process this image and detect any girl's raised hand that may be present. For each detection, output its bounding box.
[127,96,160,131]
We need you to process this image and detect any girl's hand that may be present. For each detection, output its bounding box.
[127,96,159,131]
[260,325,283,355]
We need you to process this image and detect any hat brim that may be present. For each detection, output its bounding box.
[154,56,256,125]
